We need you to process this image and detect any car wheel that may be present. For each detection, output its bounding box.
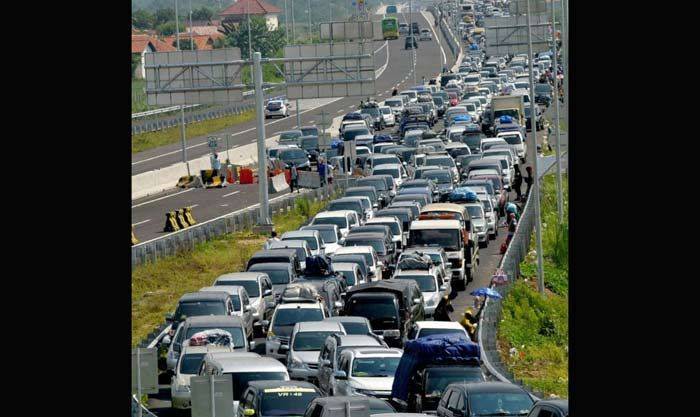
[489,232,496,240]
[478,240,488,249]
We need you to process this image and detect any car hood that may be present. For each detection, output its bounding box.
[349,377,395,391]
[273,325,294,338]
[293,350,321,364]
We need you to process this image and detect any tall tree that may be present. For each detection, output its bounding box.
[156,21,178,36]
[222,16,285,59]
[191,6,214,22]
[133,9,155,30]
[154,8,177,26]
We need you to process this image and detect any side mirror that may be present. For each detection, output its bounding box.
[413,298,422,304]
[334,301,344,309]
[333,370,348,380]
[161,334,172,346]
[165,313,175,322]
[440,284,448,291]
[249,341,256,350]
[279,345,289,353]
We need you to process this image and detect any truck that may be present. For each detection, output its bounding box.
[489,95,525,127]
[390,335,484,413]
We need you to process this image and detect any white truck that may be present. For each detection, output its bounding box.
[489,95,525,127]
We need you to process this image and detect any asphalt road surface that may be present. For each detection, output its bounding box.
[132,10,456,242]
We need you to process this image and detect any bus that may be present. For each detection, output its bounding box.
[382,17,399,40]
[386,4,398,14]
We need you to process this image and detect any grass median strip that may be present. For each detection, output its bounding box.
[131,194,331,347]
[498,173,569,398]
[131,109,256,154]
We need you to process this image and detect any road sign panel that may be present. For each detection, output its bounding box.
[131,348,158,395]
[191,374,234,417]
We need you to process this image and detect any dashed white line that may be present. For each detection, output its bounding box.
[222,190,241,198]
[337,109,344,113]
[132,219,151,227]
[132,189,194,208]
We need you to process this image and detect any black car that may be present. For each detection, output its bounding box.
[432,97,446,117]
[534,83,553,106]
[411,22,420,34]
[407,364,485,413]
[527,399,568,417]
[405,35,418,49]
[238,380,321,417]
[299,135,320,163]
[360,106,385,130]
[436,382,536,417]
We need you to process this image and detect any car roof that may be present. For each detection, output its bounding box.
[248,380,319,391]
[269,240,308,249]
[302,224,338,230]
[422,203,467,213]
[295,321,345,332]
[534,399,568,412]
[410,219,461,229]
[199,285,245,296]
[337,334,383,346]
[181,344,233,355]
[215,356,288,372]
[179,292,229,302]
[282,230,318,238]
[183,315,244,326]
[216,272,265,281]
[276,301,323,310]
[344,232,387,241]
[324,316,369,324]
[373,163,402,169]
[458,382,529,394]
[331,262,361,271]
[314,210,355,218]
[247,262,291,271]
[415,321,466,330]
[280,130,302,134]
[335,246,374,254]
[345,347,403,357]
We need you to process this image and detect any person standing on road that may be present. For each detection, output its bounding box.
[505,213,517,246]
[290,163,299,193]
[506,202,520,220]
[512,167,523,201]
[524,166,534,197]
[459,308,478,340]
[392,88,398,96]
[326,161,334,188]
[211,153,221,178]
[264,231,281,249]
[317,157,326,187]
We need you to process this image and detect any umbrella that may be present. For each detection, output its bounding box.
[470,287,502,299]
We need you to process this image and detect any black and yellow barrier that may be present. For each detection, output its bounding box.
[177,175,195,188]
[183,206,197,226]
[163,211,180,232]
[175,209,189,229]
[131,226,139,245]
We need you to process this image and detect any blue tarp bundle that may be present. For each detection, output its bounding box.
[391,335,480,402]
[453,115,472,122]
[374,134,394,143]
[449,187,478,203]
[499,115,514,124]
[331,139,343,149]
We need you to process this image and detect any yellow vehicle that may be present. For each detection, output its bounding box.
[382,17,399,40]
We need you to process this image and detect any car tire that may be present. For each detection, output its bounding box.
[489,232,496,240]
[478,240,488,249]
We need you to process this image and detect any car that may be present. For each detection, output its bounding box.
[199,355,290,410]
[278,130,303,146]
[165,315,254,372]
[463,202,488,248]
[355,176,395,205]
[264,301,330,362]
[333,347,404,399]
[300,224,343,255]
[247,249,302,276]
[316,334,388,395]
[198,285,255,341]
[323,316,374,336]
[384,98,406,119]
[534,83,553,106]
[237,381,321,417]
[436,382,535,417]
[379,105,396,127]
[527,399,569,417]
[246,263,298,300]
[372,163,408,188]
[418,28,432,41]
[328,253,370,282]
[398,247,451,285]
[278,147,311,170]
[332,262,367,288]
[300,125,319,137]
[213,272,277,334]
[281,230,324,257]
[343,233,397,279]
[399,90,419,104]
[287,320,347,381]
[310,210,361,238]
[523,105,544,132]
[399,23,409,35]
[361,105,385,131]
[171,343,234,410]
[327,197,371,223]
[268,240,313,271]
[479,197,498,240]
[408,321,470,341]
[334,245,381,282]
[393,268,449,319]
[167,291,237,328]
[345,186,382,210]
[496,131,527,161]
[265,99,290,118]
[388,201,422,219]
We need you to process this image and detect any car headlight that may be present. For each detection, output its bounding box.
[475,226,485,232]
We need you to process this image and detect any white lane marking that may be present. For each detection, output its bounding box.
[337,109,344,113]
[132,188,194,208]
[133,99,343,166]
[190,204,199,208]
[132,219,151,227]
[222,190,241,198]
[349,105,355,108]
[384,90,390,94]
[308,120,315,124]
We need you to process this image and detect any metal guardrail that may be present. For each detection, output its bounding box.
[477,154,565,399]
[132,104,200,119]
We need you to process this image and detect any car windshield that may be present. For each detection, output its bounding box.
[351,357,401,377]
[424,367,484,397]
[423,171,452,184]
[185,326,246,348]
[283,236,318,250]
[328,202,361,214]
[256,269,290,285]
[361,108,380,116]
[463,134,482,147]
[426,157,455,168]
[347,297,398,321]
[230,294,242,311]
[279,149,306,160]
[467,206,484,219]
[469,393,534,416]
[219,280,259,297]
[410,229,461,251]
[337,269,357,285]
[373,168,400,178]
[176,301,226,319]
[396,275,436,292]
[313,216,348,229]
[380,107,391,115]
[500,135,522,145]
[344,129,370,140]
[179,353,206,375]
[371,221,401,235]
[310,229,337,244]
[229,372,288,400]
[280,132,300,140]
[339,321,370,335]
[301,127,318,136]
[386,100,402,108]
[273,308,324,328]
[293,331,338,351]
[301,137,319,149]
[535,84,551,93]
[267,101,282,109]
[358,178,388,191]
[424,253,443,266]
[260,390,320,416]
[433,98,444,105]
[417,328,467,339]
[346,239,386,255]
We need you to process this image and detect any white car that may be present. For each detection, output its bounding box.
[334,347,404,399]
[371,163,408,188]
[419,28,432,41]
[399,90,419,103]
[333,246,381,282]
[264,99,289,119]
[464,202,488,248]
[287,321,346,381]
[496,131,527,162]
[393,269,450,318]
[265,301,330,361]
[310,210,361,238]
[409,321,470,341]
[171,344,233,410]
[379,106,396,127]
[300,224,343,256]
[479,196,498,240]
[365,217,405,251]
[384,98,405,119]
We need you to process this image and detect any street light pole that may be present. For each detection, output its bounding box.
[551,0,563,223]
[284,0,289,43]
[525,0,545,294]
[410,0,416,84]
[174,0,190,176]
[307,0,312,42]
[254,52,271,226]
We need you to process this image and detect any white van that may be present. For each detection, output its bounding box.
[496,130,527,162]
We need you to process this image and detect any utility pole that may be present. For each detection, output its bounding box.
[254,52,271,226]
[410,0,416,84]
[525,0,545,294]
[284,0,289,43]
[174,0,190,176]
[307,0,312,42]
[550,0,563,223]
[291,0,296,42]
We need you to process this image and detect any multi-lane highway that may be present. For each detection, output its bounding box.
[132,8,457,243]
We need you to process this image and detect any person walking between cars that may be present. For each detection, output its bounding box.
[392,88,398,96]
[459,308,478,340]
[512,167,523,201]
[318,157,326,187]
[290,163,299,193]
[433,295,454,321]
[524,166,534,197]
[265,231,281,249]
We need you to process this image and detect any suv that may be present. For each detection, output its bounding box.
[408,321,470,341]
[287,321,347,381]
[343,280,424,348]
[316,334,388,395]
[436,382,534,417]
[198,286,254,341]
[166,291,236,328]
[265,99,290,119]
[419,28,432,41]
[171,343,233,410]
[342,233,397,279]
[237,381,321,417]
[214,272,276,335]
[393,268,450,319]
[333,347,404,399]
[264,301,330,363]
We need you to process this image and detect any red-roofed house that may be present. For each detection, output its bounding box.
[219,0,282,30]
[163,33,223,51]
[132,34,176,79]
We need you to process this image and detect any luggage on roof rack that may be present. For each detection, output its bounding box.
[397,252,433,270]
[188,329,234,347]
[449,187,478,203]
[280,283,323,304]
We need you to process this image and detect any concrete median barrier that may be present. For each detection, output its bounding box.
[297,170,321,189]
[268,172,290,194]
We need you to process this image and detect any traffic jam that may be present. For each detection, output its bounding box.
[152,1,567,417]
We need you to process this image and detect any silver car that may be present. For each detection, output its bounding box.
[287,321,346,381]
[198,286,255,341]
[213,272,276,335]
